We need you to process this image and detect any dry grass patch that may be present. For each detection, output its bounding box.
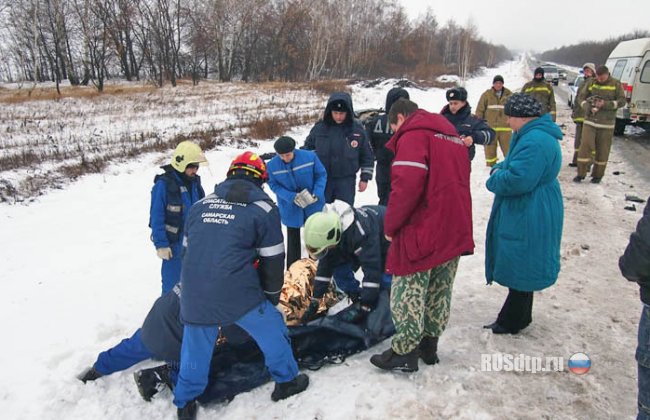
[0,83,158,104]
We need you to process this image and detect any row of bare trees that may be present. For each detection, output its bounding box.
[539,30,650,68]
[0,0,512,91]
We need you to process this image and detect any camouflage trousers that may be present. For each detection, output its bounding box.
[390,257,460,355]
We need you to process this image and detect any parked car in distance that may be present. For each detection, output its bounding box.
[568,75,585,107]
[559,70,567,80]
[541,64,560,86]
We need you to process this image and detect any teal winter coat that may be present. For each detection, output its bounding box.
[485,113,564,291]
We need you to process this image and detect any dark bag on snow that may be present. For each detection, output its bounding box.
[197,290,394,404]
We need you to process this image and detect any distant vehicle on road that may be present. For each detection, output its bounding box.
[541,64,560,86]
[567,75,585,107]
[605,37,650,134]
[559,70,568,80]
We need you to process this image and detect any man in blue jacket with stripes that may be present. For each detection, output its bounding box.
[173,151,309,419]
[149,141,206,294]
[267,136,327,269]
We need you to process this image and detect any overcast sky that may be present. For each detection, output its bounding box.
[399,0,650,52]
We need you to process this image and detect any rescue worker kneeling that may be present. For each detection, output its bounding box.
[301,200,391,324]
[174,151,308,419]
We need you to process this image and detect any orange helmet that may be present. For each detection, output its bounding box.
[227,151,268,181]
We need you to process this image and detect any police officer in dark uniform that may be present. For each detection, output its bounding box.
[304,92,374,206]
[364,88,410,205]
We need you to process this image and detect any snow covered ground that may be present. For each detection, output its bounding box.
[1,56,647,419]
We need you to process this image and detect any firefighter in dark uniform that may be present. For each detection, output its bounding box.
[304,92,374,206]
[364,88,410,205]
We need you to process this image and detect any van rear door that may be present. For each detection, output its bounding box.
[632,51,650,123]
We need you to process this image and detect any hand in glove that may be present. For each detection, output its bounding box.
[300,298,321,324]
[294,189,318,208]
[340,301,372,324]
[156,247,173,260]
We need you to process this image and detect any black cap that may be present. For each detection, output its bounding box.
[273,136,296,154]
[493,75,504,84]
[534,67,544,76]
[446,87,468,102]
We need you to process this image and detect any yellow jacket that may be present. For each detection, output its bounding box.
[476,87,513,132]
[521,79,556,121]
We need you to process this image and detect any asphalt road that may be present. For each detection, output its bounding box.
[552,80,650,183]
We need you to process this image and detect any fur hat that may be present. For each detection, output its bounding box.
[273,136,296,154]
[493,75,504,84]
[504,93,543,118]
[446,87,468,102]
[330,100,348,112]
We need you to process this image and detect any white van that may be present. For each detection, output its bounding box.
[605,37,650,134]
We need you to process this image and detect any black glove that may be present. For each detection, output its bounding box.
[300,299,321,324]
[340,301,372,324]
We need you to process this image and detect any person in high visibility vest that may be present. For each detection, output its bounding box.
[569,63,596,167]
[521,67,557,122]
[476,75,513,167]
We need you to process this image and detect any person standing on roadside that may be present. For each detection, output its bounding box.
[569,63,597,167]
[476,75,513,167]
[521,67,556,122]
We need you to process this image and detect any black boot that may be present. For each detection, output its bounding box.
[78,367,103,383]
[271,373,309,401]
[573,175,585,183]
[177,400,198,420]
[419,336,439,365]
[370,348,419,372]
[134,364,173,402]
[483,321,518,335]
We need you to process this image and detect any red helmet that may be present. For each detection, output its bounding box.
[228,151,268,181]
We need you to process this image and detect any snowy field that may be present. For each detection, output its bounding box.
[1,56,648,419]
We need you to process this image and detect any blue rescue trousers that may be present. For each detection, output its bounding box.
[173,300,299,408]
[93,329,154,375]
[160,243,183,295]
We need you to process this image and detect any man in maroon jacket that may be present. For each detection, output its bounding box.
[370,99,474,372]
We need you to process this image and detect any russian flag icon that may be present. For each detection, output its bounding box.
[568,353,591,375]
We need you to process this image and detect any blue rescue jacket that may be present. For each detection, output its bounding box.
[149,165,205,249]
[180,177,285,325]
[267,149,327,228]
[313,201,389,305]
[485,114,563,291]
[304,92,374,181]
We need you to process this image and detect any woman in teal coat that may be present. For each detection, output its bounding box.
[484,93,564,334]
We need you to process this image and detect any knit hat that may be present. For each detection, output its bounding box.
[273,136,296,154]
[582,62,596,75]
[493,75,504,84]
[446,87,468,102]
[504,93,543,118]
[534,67,544,77]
